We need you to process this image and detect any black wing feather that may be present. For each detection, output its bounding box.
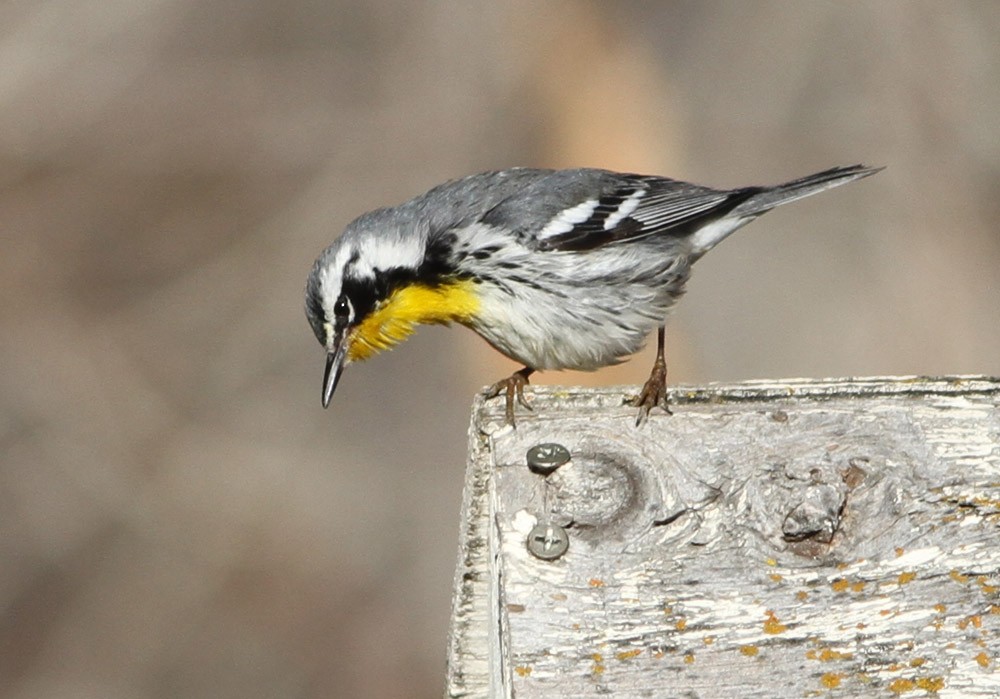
[537,179,761,252]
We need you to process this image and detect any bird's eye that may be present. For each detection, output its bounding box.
[334,295,351,320]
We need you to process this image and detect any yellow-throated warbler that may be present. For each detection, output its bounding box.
[305,165,881,425]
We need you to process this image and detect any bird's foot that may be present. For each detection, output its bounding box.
[484,368,533,426]
[630,359,672,426]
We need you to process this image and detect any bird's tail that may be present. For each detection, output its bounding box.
[687,164,882,257]
[731,164,884,218]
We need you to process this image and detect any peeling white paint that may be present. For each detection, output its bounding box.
[450,378,1000,698]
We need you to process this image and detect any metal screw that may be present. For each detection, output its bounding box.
[526,443,571,475]
[526,523,570,560]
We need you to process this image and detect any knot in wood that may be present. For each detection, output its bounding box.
[782,484,846,543]
[545,451,655,541]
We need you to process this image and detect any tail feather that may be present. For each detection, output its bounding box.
[732,164,884,218]
[687,164,882,256]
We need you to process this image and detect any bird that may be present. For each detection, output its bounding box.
[305,164,881,425]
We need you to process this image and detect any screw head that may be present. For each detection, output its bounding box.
[526,523,569,560]
[526,443,571,475]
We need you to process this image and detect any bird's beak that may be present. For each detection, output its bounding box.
[322,327,350,408]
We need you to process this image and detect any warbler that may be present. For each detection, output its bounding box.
[305,165,880,425]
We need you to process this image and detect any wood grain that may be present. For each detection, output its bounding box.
[447,377,1000,698]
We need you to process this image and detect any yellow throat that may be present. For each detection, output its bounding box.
[347,280,480,362]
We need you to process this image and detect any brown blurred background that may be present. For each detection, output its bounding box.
[1,1,998,697]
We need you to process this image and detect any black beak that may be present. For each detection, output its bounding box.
[322,329,350,408]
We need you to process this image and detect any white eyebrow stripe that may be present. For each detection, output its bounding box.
[538,199,600,239]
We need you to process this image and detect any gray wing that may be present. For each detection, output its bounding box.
[478,168,760,252]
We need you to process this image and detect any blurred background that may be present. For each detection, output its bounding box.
[1,1,998,697]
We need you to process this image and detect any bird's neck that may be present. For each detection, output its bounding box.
[348,280,480,361]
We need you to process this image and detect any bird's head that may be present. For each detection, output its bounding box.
[304,250,359,409]
[305,208,479,408]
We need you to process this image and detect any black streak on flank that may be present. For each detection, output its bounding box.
[471,245,501,260]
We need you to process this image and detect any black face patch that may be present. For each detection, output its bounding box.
[340,266,418,325]
[334,237,468,328]
[334,295,351,320]
[340,277,379,324]
[419,233,459,281]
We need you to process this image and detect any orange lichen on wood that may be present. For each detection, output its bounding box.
[615,649,641,661]
[958,615,983,630]
[818,648,853,662]
[591,653,605,675]
[897,571,917,585]
[889,677,944,694]
[741,645,759,657]
[763,610,788,634]
[888,678,915,693]
[821,672,843,689]
[915,677,944,692]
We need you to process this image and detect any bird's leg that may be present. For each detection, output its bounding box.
[631,327,672,426]
[484,366,535,426]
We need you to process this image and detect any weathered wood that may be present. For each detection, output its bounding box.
[446,376,1000,698]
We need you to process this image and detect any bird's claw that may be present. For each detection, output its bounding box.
[485,369,533,426]
[630,359,672,426]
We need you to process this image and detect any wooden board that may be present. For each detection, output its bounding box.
[446,377,1000,698]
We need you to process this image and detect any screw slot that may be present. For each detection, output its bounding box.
[526,523,569,560]
[526,443,571,475]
